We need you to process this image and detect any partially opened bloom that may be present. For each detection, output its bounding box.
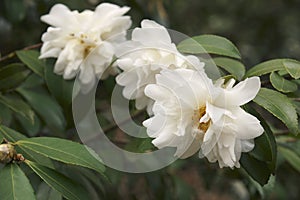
[116,20,204,113]
[143,69,264,168]
[40,3,131,89]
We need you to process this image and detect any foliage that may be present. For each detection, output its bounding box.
[0,0,300,199]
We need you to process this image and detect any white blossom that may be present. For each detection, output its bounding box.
[115,19,204,113]
[39,3,131,89]
[143,69,264,168]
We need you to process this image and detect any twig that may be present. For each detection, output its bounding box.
[0,43,42,62]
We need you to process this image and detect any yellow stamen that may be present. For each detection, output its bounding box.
[194,106,211,133]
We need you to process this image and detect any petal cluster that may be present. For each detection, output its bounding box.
[40,3,131,88]
[143,69,264,168]
[116,20,204,113]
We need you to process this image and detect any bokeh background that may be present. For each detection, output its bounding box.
[1,0,300,199]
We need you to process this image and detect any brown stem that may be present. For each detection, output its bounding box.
[0,43,42,62]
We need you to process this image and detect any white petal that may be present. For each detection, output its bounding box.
[231,107,264,140]
[132,20,172,45]
[215,77,261,107]
[41,4,77,28]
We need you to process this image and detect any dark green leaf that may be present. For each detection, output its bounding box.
[19,74,44,89]
[17,137,105,173]
[254,88,298,135]
[270,72,298,93]
[278,145,300,173]
[244,105,277,172]
[26,161,89,200]
[0,164,36,200]
[0,125,54,168]
[45,59,74,107]
[284,59,300,79]
[0,102,13,126]
[213,57,245,80]
[0,94,35,123]
[16,113,41,137]
[177,34,241,59]
[36,182,62,200]
[17,88,66,132]
[245,59,299,77]
[240,153,272,186]
[0,63,30,91]
[16,50,45,78]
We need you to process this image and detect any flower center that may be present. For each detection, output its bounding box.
[69,33,98,58]
[194,106,211,133]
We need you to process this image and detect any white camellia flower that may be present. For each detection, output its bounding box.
[143,68,264,168]
[115,19,204,113]
[40,3,132,89]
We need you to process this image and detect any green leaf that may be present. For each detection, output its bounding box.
[245,59,299,77]
[0,102,13,126]
[0,164,36,200]
[270,72,298,93]
[0,94,35,124]
[240,153,272,186]
[177,34,241,59]
[213,57,245,80]
[254,88,298,135]
[16,113,41,137]
[0,124,26,141]
[16,50,45,78]
[17,137,105,173]
[284,59,300,79]
[278,146,300,173]
[0,125,54,168]
[0,63,30,91]
[45,59,74,107]
[36,182,62,200]
[244,105,277,172]
[17,88,66,132]
[26,161,89,200]
[19,74,44,89]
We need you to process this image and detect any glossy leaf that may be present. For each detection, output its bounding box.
[284,59,300,79]
[45,59,74,107]
[16,50,45,78]
[254,88,298,135]
[0,125,54,168]
[0,164,36,200]
[17,137,105,173]
[0,63,30,91]
[240,153,272,186]
[270,72,298,93]
[213,57,245,80]
[278,146,300,173]
[245,59,296,77]
[0,94,35,124]
[177,34,241,59]
[17,88,66,132]
[26,161,89,200]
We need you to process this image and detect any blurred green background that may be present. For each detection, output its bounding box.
[1,0,300,199]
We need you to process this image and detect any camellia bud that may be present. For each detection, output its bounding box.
[0,143,17,164]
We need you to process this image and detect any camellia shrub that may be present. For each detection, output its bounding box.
[0,2,299,200]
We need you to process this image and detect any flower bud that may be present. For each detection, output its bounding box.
[0,143,16,164]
